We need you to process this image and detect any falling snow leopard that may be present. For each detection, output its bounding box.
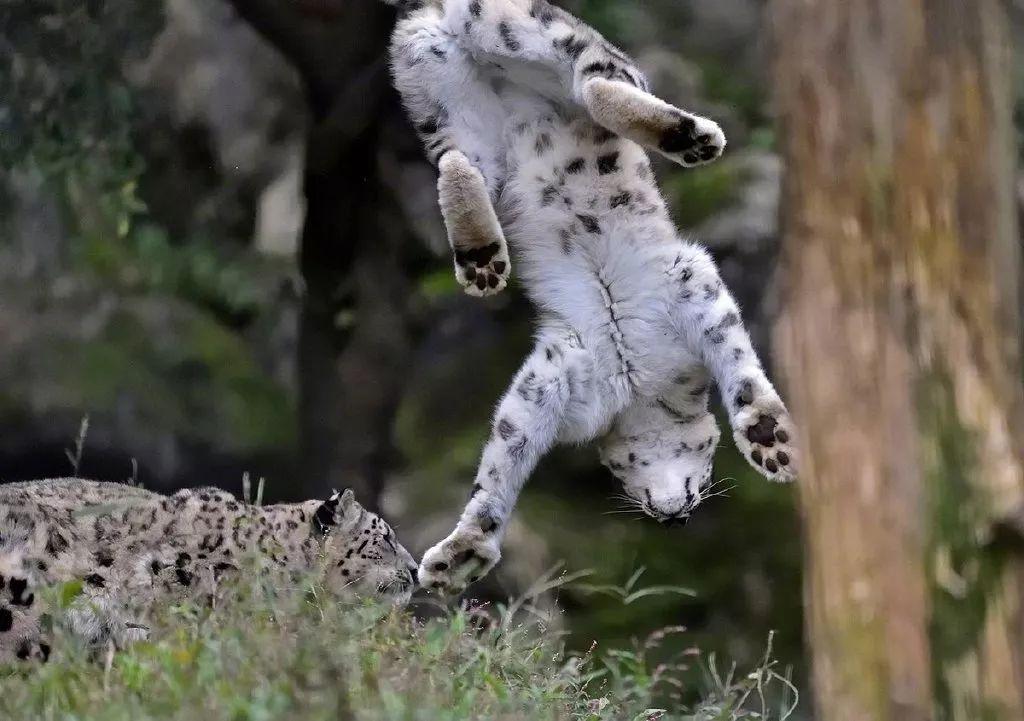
[381,0,798,594]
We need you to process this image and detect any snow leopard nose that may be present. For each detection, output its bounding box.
[661,513,690,528]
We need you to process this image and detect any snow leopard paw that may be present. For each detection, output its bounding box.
[731,388,797,483]
[659,112,726,168]
[581,78,725,169]
[454,241,510,297]
[418,523,501,596]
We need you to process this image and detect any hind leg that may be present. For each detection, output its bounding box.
[438,150,511,295]
[446,0,725,166]
[419,327,597,595]
[391,8,511,295]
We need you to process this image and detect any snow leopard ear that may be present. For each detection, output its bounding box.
[334,488,356,516]
[312,488,356,536]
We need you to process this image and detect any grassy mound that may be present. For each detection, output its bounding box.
[0,573,798,721]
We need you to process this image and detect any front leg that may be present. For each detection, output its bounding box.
[419,330,592,595]
[438,150,511,297]
[581,77,726,168]
[669,246,798,482]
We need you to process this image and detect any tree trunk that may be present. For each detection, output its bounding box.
[299,93,421,510]
[227,0,419,508]
[770,0,1024,719]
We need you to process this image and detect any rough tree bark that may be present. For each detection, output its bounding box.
[226,0,418,508]
[771,0,1024,719]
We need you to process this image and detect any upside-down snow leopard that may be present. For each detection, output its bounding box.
[380,0,798,595]
[0,479,418,661]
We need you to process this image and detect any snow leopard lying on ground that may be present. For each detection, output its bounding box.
[381,0,798,595]
[0,478,418,662]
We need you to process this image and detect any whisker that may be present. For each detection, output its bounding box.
[605,504,645,514]
[610,496,641,504]
[704,476,736,493]
[608,495,644,511]
[701,484,736,501]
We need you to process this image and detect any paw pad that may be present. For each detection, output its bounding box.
[455,243,510,297]
[736,404,797,483]
[660,114,725,168]
[660,116,697,154]
[746,414,778,447]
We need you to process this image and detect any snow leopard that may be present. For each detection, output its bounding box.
[380,0,798,595]
[0,479,418,661]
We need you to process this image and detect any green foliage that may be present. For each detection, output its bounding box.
[2,0,270,321]
[418,266,465,300]
[689,56,766,131]
[0,570,797,721]
[574,567,696,606]
[573,0,632,44]
[1,0,159,169]
[1,0,160,245]
[662,159,746,228]
[76,221,275,322]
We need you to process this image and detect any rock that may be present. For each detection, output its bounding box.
[1,167,68,280]
[0,277,297,491]
[128,0,306,255]
[254,141,305,257]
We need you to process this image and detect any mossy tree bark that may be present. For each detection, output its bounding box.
[770,0,1024,719]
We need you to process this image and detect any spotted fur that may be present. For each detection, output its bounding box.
[0,479,417,661]
[383,0,796,595]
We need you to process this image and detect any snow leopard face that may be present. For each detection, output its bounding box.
[600,411,721,525]
[315,490,419,605]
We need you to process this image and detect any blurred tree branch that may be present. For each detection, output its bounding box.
[224,0,377,115]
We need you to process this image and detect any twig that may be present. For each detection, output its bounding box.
[65,415,89,476]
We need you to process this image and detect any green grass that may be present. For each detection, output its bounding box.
[0,571,798,721]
